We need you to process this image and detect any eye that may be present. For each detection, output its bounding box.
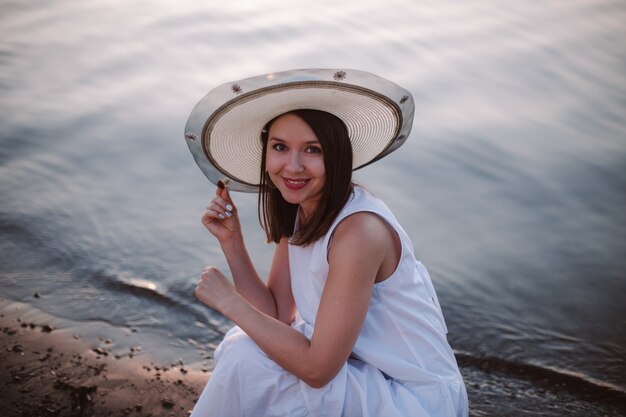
[271,143,287,152]
[305,145,322,154]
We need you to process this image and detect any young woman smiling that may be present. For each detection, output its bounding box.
[185,69,468,417]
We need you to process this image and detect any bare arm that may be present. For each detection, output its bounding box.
[266,238,296,324]
[220,236,295,324]
[202,183,294,322]
[218,233,277,318]
[196,212,394,387]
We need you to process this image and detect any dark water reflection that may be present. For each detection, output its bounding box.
[1,0,625,414]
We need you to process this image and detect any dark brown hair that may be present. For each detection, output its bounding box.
[258,109,354,246]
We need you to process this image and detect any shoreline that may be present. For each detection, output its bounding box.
[2,298,624,417]
[1,299,208,417]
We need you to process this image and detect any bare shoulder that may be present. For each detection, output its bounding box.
[330,211,396,253]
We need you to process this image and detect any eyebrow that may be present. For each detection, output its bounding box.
[269,137,320,145]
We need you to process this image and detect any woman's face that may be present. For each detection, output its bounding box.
[265,113,326,217]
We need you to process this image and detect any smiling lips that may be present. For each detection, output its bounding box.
[282,177,309,190]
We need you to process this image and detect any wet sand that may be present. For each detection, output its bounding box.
[0,300,207,417]
[2,298,624,417]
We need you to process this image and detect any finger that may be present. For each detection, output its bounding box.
[204,208,226,220]
[219,183,236,212]
[202,266,220,276]
[206,200,224,212]
[216,178,231,197]
[201,213,212,225]
[205,203,230,219]
[215,179,226,196]
[211,196,235,214]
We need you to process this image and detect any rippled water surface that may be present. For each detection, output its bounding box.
[1,0,625,415]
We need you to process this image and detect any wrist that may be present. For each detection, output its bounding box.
[219,231,245,252]
[219,290,247,320]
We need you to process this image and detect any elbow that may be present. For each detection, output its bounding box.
[302,368,338,389]
[297,347,345,388]
[304,376,331,389]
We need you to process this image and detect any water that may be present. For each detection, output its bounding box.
[1,0,625,415]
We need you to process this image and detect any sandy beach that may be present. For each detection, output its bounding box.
[3,297,625,417]
[1,299,207,417]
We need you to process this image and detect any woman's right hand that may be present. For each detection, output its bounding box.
[201,180,241,243]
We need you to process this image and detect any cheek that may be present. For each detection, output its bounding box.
[311,159,326,178]
[265,153,280,173]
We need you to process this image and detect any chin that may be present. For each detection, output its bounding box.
[279,191,305,205]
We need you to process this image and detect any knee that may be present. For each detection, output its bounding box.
[216,327,269,367]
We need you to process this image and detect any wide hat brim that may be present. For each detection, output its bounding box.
[185,68,415,192]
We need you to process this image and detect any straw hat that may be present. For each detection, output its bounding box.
[184,68,414,192]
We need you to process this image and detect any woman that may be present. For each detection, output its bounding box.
[185,69,468,417]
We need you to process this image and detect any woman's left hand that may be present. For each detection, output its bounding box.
[195,266,239,315]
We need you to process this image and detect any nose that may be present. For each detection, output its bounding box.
[285,151,304,173]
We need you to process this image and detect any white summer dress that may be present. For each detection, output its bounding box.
[191,186,469,417]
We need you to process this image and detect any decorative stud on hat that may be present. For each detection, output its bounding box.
[185,68,415,192]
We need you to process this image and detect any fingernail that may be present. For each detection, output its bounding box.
[225,211,232,218]
[218,214,225,219]
[226,204,233,211]
[217,180,225,189]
